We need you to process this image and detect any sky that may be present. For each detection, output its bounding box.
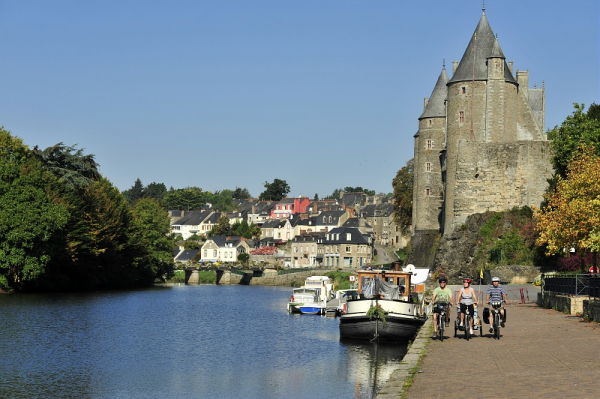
[1,1,598,198]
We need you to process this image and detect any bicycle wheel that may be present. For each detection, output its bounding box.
[479,317,483,337]
[439,315,445,341]
[494,313,500,340]
[465,314,470,341]
[454,319,458,337]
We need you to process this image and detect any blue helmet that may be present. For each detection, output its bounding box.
[438,276,448,283]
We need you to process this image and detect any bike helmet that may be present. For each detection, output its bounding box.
[492,276,500,282]
[463,278,471,283]
[438,276,448,283]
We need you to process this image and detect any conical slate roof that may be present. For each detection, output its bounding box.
[419,67,449,119]
[449,11,516,84]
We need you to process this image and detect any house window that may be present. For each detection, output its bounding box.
[346,233,351,240]
[459,111,465,123]
[204,250,208,257]
[323,216,326,223]
[213,250,217,257]
[426,139,432,150]
[426,162,431,171]
[345,246,351,253]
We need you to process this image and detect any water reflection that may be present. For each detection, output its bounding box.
[0,286,408,399]
[341,339,408,399]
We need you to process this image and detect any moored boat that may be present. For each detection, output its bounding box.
[339,269,427,341]
[287,276,334,315]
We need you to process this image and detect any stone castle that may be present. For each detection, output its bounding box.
[411,8,553,244]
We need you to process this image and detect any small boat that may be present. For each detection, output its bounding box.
[339,268,427,341]
[287,276,334,315]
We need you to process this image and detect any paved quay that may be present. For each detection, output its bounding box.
[377,301,600,399]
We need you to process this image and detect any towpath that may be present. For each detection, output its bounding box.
[378,301,599,398]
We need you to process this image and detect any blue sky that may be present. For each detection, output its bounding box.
[1,1,598,198]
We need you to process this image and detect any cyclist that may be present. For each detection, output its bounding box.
[456,278,478,335]
[431,276,453,337]
[485,276,509,333]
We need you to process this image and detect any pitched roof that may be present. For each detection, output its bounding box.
[449,11,516,85]
[420,67,449,119]
[172,210,212,226]
[175,249,200,262]
[360,203,394,218]
[324,227,370,244]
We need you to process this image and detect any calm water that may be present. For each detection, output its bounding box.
[0,285,407,399]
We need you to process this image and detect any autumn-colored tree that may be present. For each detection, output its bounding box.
[534,146,600,261]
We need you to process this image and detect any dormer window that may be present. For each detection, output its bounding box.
[346,233,351,240]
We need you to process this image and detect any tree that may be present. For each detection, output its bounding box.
[31,142,100,190]
[547,103,600,179]
[232,187,251,199]
[314,193,319,201]
[208,215,233,237]
[392,158,414,234]
[123,178,145,204]
[534,147,600,260]
[163,187,207,210]
[144,182,167,200]
[129,198,175,282]
[0,130,71,291]
[343,186,376,196]
[259,178,290,201]
[238,252,250,264]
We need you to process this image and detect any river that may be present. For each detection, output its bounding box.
[0,285,408,399]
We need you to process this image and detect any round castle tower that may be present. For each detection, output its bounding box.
[412,8,552,239]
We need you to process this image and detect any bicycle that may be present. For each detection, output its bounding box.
[490,301,504,339]
[455,304,479,340]
[434,302,449,341]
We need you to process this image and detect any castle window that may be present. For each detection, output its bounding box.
[462,86,466,94]
[426,139,432,150]
[426,162,431,171]
[428,119,432,127]
[425,188,430,196]
[459,111,465,124]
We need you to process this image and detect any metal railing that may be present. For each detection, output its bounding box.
[542,274,600,298]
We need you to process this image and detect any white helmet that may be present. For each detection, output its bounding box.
[492,276,500,282]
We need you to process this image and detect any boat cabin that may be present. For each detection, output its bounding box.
[356,270,413,301]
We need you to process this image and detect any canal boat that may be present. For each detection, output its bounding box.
[339,268,427,341]
[287,276,334,315]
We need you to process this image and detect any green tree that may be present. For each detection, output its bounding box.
[0,129,70,291]
[259,178,290,201]
[232,187,251,199]
[129,198,175,283]
[122,178,145,204]
[314,193,319,201]
[547,103,600,179]
[208,215,233,237]
[238,252,250,264]
[392,158,414,233]
[31,142,100,189]
[343,186,376,195]
[163,186,207,210]
[144,182,167,200]
[208,189,236,212]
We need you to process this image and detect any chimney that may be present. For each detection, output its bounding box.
[452,60,458,75]
[516,69,529,96]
